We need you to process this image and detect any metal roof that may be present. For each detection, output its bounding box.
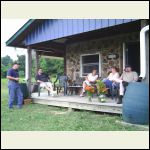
[6,19,139,48]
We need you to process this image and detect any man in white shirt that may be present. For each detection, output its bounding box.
[80,69,98,97]
[114,65,138,104]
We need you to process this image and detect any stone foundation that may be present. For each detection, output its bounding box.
[66,32,139,79]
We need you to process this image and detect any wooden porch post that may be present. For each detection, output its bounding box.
[35,51,40,73]
[64,49,67,75]
[26,46,32,97]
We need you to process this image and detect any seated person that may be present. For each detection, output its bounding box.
[114,65,138,104]
[80,68,98,97]
[102,67,120,96]
[35,68,54,96]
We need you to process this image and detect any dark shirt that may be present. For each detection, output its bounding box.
[35,73,50,82]
[7,68,19,78]
[7,68,19,82]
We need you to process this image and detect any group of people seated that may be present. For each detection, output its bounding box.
[80,65,139,104]
[35,65,139,104]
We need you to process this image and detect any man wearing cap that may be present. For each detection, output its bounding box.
[6,62,23,109]
[114,65,138,104]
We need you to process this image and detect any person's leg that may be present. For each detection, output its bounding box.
[16,85,23,108]
[46,82,54,92]
[103,79,112,88]
[80,81,89,97]
[40,82,51,93]
[112,82,120,99]
[122,81,129,93]
[113,79,124,104]
[103,79,112,97]
[8,83,16,109]
[118,80,124,104]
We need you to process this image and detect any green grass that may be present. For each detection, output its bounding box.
[1,78,148,131]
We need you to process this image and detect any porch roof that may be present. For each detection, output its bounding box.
[6,19,141,57]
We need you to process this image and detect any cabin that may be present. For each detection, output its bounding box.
[6,19,149,114]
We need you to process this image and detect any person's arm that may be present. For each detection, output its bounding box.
[37,80,44,83]
[133,72,138,82]
[90,74,98,83]
[7,76,19,81]
[107,73,112,80]
[111,73,119,82]
[119,73,123,80]
[86,74,90,81]
[35,74,43,83]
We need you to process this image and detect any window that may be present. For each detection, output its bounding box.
[80,53,100,76]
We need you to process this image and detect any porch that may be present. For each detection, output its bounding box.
[31,92,122,114]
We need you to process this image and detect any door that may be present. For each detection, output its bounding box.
[125,41,140,75]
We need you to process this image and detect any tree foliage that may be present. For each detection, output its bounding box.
[39,57,64,77]
[1,55,64,78]
[1,55,13,78]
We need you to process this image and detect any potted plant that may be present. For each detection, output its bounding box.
[96,80,108,102]
[85,85,95,102]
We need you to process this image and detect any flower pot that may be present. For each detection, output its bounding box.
[88,96,92,102]
[98,94,106,102]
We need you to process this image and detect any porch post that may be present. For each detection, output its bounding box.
[35,50,39,73]
[26,46,32,97]
[64,49,67,75]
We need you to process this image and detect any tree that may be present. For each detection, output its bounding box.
[17,55,25,77]
[1,55,13,78]
[39,57,64,77]
[1,55,13,66]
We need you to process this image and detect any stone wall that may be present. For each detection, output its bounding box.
[66,32,139,80]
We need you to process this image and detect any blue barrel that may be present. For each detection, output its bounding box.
[19,83,29,99]
[14,83,29,105]
[122,82,149,125]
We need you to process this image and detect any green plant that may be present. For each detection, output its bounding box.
[85,85,95,101]
[96,80,108,95]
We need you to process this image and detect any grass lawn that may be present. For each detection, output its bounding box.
[1,78,148,131]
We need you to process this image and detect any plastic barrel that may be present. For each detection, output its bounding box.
[19,83,29,99]
[122,82,149,125]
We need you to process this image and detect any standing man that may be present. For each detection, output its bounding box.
[7,62,23,109]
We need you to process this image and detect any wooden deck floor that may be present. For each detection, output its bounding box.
[31,92,122,114]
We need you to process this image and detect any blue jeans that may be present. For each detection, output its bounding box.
[102,79,119,98]
[8,81,23,108]
[102,79,113,89]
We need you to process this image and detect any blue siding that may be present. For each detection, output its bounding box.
[109,19,116,26]
[63,19,68,37]
[89,19,96,30]
[116,19,124,25]
[102,19,109,28]
[78,19,84,33]
[95,19,102,29]
[25,19,137,45]
[67,19,73,36]
[58,20,64,37]
[83,19,90,32]
[72,19,78,34]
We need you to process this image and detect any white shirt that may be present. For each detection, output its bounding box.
[120,71,138,82]
[87,73,98,82]
[107,72,119,81]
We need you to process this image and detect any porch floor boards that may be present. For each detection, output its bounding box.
[31,92,122,114]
